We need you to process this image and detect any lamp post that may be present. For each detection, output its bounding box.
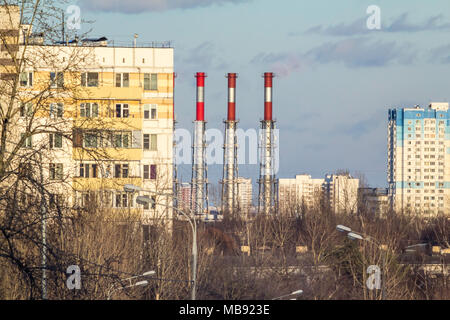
[336,224,387,300]
[107,270,155,300]
[272,289,303,300]
[124,184,199,300]
[107,280,149,300]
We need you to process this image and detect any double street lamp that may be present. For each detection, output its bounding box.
[336,225,387,300]
[107,270,155,300]
[123,184,198,300]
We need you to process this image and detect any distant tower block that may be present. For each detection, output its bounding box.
[221,73,239,214]
[258,72,278,214]
[191,72,208,215]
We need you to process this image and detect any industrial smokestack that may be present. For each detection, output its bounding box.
[196,72,205,121]
[222,73,239,215]
[227,73,237,121]
[192,72,208,216]
[264,72,273,121]
[258,72,277,214]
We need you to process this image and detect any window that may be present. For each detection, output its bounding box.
[115,192,128,208]
[143,134,158,151]
[150,73,157,90]
[114,164,129,178]
[150,164,156,179]
[113,131,131,148]
[21,133,32,148]
[49,163,63,180]
[144,73,157,90]
[80,103,99,117]
[143,165,149,179]
[115,104,129,118]
[20,103,32,117]
[83,132,98,148]
[49,103,64,118]
[50,72,64,88]
[143,104,157,119]
[79,163,98,178]
[49,133,63,148]
[20,72,33,87]
[143,134,150,150]
[81,72,99,87]
[143,73,158,90]
[115,73,129,87]
[143,164,157,180]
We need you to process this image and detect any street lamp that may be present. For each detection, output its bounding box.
[124,184,142,193]
[336,224,352,233]
[347,232,364,241]
[336,224,387,300]
[107,280,149,300]
[107,270,155,300]
[124,184,199,300]
[272,289,303,300]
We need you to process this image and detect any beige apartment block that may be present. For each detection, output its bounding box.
[236,177,253,211]
[278,174,359,214]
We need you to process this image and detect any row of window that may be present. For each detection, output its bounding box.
[49,163,158,180]
[407,120,446,125]
[78,191,156,210]
[20,72,158,90]
[22,131,159,150]
[20,103,158,120]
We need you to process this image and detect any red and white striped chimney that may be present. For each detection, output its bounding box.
[227,73,237,121]
[264,72,274,121]
[193,72,207,216]
[196,72,206,121]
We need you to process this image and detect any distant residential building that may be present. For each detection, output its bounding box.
[278,173,359,214]
[359,188,389,217]
[179,183,195,211]
[236,177,252,211]
[323,174,359,214]
[388,103,450,216]
[278,175,324,210]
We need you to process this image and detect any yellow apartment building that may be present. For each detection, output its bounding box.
[1,5,174,224]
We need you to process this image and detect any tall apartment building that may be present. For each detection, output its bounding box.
[388,103,450,216]
[236,177,252,211]
[1,5,174,223]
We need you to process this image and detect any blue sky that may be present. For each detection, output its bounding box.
[75,0,450,194]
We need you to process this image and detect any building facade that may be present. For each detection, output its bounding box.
[278,174,359,214]
[359,188,389,217]
[323,174,359,214]
[1,5,174,223]
[236,177,253,211]
[278,175,324,211]
[388,103,450,216]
